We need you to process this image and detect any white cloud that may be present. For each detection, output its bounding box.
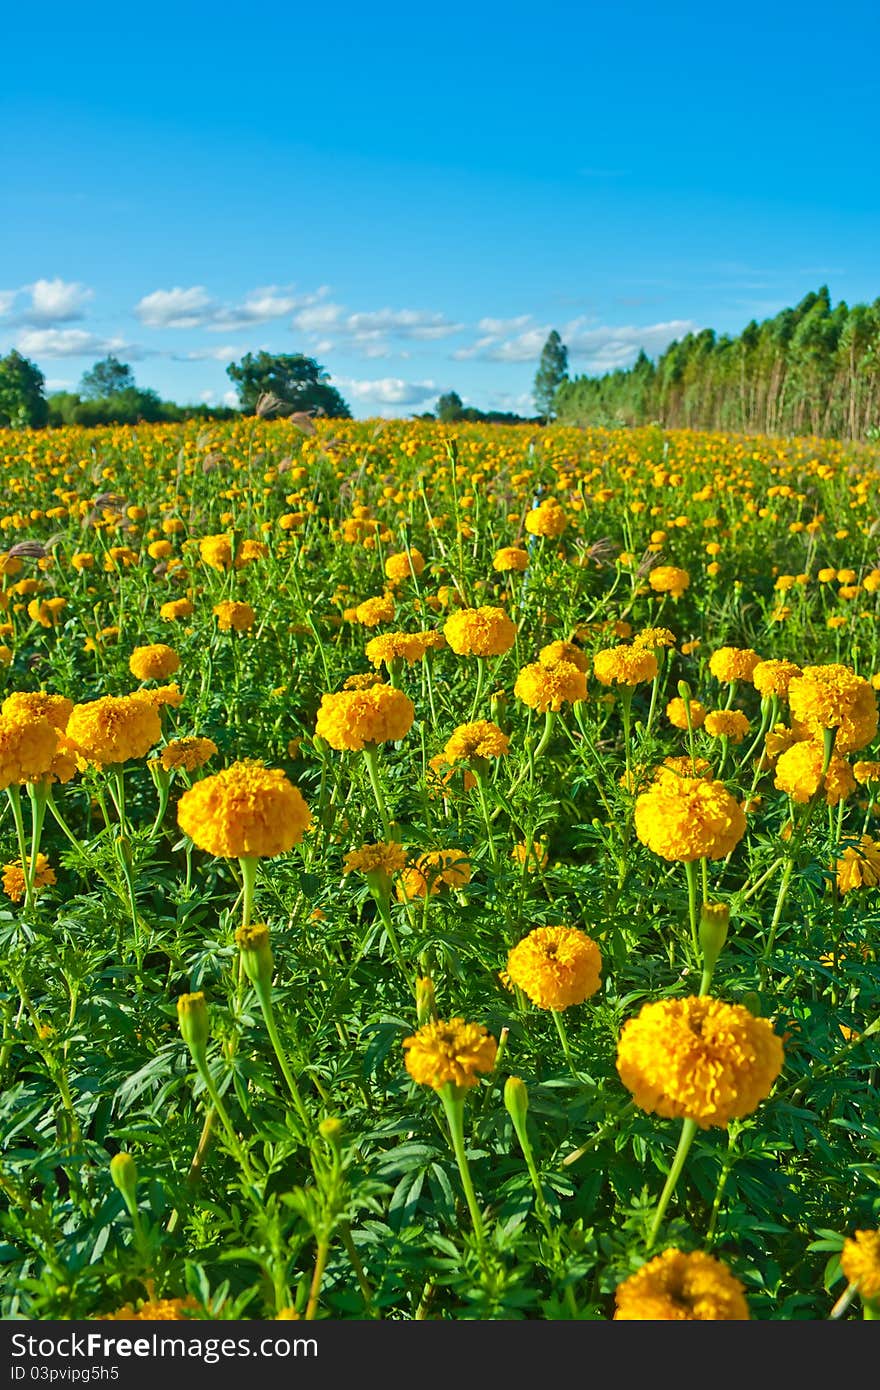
[223,390,239,408]
[180,343,243,363]
[333,375,438,406]
[27,278,94,323]
[0,291,16,317]
[135,286,216,329]
[16,328,141,359]
[453,316,700,371]
[293,303,463,355]
[136,284,328,332]
[45,378,73,392]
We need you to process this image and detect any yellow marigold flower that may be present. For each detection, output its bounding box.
[524,499,567,538]
[148,539,173,560]
[129,643,180,682]
[633,626,676,650]
[708,646,762,683]
[235,539,268,568]
[511,838,548,871]
[160,737,218,772]
[514,659,587,712]
[67,696,161,767]
[593,645,658,687]
[315,685,414,751]
[160,598,195,622]
[2,853,56,903]
[1,691,73,731]
[70,551,95,572]
[131,683,184,710]
[199,533,234,571]
[342,671,385,690]
[614,1249,750,1321]
[492,546,529,572]
[853,760,880,784]
[648,565,690,598]
[764,723,799,765]
[443,720,509,765]
[403,1017,497,1091]
[666,696,706,730]
[788,663,878,753]
[658,755,713,780]
[773,740,855,806]
[177,760,311,858]
[354,594,396,628]
[539,639,588,672]
[704,709,750,744]
[397,849,471,900]
[840,1230,880,1302]
[0,712,58,787]
[365,631,433,667]
[426,754,476,797]
[384,548,425,581]
[101,1296,201,1321]
[752,658,802,700]
[835,835,880,893]
[443,605,516,656]
[634,774,745,861]
[343,840,407,876]
[506,925,601,1011]
[213,600,255,632]
[616,995,783,1128]
[27,597,67,628]
[681,638,701,655]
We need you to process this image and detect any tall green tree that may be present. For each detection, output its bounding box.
[533,330,569,420]
[80,355,136,399]
[0,350,48,429]
[227,351,351,418]
[435,390,464,422]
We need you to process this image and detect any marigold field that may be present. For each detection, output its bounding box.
[2,417,880,1322]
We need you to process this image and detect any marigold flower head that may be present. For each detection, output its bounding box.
[343,840,407,877]
[704,709,750,744]
[213,600,255,632]
[773,740,855,806]
[28,597,67,628]
[634,774,745,861]
[492,546,529,573]
[101,1296,201,1321]
[840,1230,880,1302]
[666,696,706,730]
[752,658,802,700]
[593,645,658,687]
[835,835,880,893]
[788,663,878,753]
[1,691,73,731]
[614,1249,750,1320]
[616,995,783,1128]
[425,754,476,798]
[403,1017,497,1091]
[511,838,548,872]
[177,760,311,858]
[235,539,268,568]
[397,849,471,900]
[633,626,676,650]
[2,853,56,903]
[709,646,762,683]
[854,760,880,784]
[315,685,414,750]
[160,598,195,622]
[506,925,601,1011]
[160,737,218,772]
[539,639,589,672]
[354,594,396,627]
[658,755,713,780]
[443,720,509,765]
[129,643,181,682]
[384,548,425,581]
[524,499,567,538]
[514,659,587,712]
[443,606,516,657]
[364,631,433,667]
[65,697,159,769]
[648,565,690,599]
[198,534,233,571]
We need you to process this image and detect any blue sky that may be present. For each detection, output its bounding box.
[2,1,878,417]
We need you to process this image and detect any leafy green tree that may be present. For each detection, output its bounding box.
[79,355,136,399]
[0,350,48,429]
[533,330,569,420]
[226,351,351,417]
[435,390,464,422]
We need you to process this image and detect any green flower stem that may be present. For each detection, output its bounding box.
[190,1046,254,1176]
[26,782,49,902]
[371,886,408,977]
[552,1008,579,1080]
[239,855,258,929]
[562,1100,637,1166]
[469,656,487,721]
[362,744,392,837]
[6,786,33,911]
[473,767,498,866]
[643,662,662,739]
[619,686,634,780]
[648,1117,698,1249]
[250,976,310,1137]
[438,1084,485,1250]
[508,1106,551,1231]
[684,859,700,957]
[532,708,557,761]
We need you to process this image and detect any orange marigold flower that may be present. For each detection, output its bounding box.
[101,1296,201,1321]
[2,853,56,903]
[614,1249,750,1321]
[593,645,658,687]
[666,696,706,730]
[788,663,878,753]
[129,643,180,682]
[616,995,783,1128]
[384,549,425,581]
[1,691,73,731]
[492,546,529,572]
[524,499,567,538]
[403,1017,497,1091]
[514,659,587,712]
[160,598,195,622]
[703,710,750,744]
[397,849,471,900]
[835,835,880,893]
[66,696,161,767]
[354,594,396,628]
[315,685,414,750]
[633,626,676,650]
[840,1230,880,1302]
[198,534,234,571]
[634,773,745,861]
[160,737,218,772]
[364,631,433,667]
[443,606,516,656]
[213,600,255,632]
[763,723,800,765]
[27,597,67,628]
[647,565,690,599]
[343,840,407,877]
[443,720,509,765]
[854,760,880,784]
[506,925,601,1011]
[511,838,548,872]
[708,646,762,683]
[773,740,855,806]
[752,658,801,700]
[131,683,184,710]
[539,640,589,672]
[177,760,311,858]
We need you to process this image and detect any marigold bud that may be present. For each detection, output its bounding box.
[235,923,274,990]
[109,1152,139,1210]
[415,976,437,1026]
[177,991,209,1058]
[503,1075,529,1130]
[699,902,730,974]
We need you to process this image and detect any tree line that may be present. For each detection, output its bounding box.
[551,287,880,439]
